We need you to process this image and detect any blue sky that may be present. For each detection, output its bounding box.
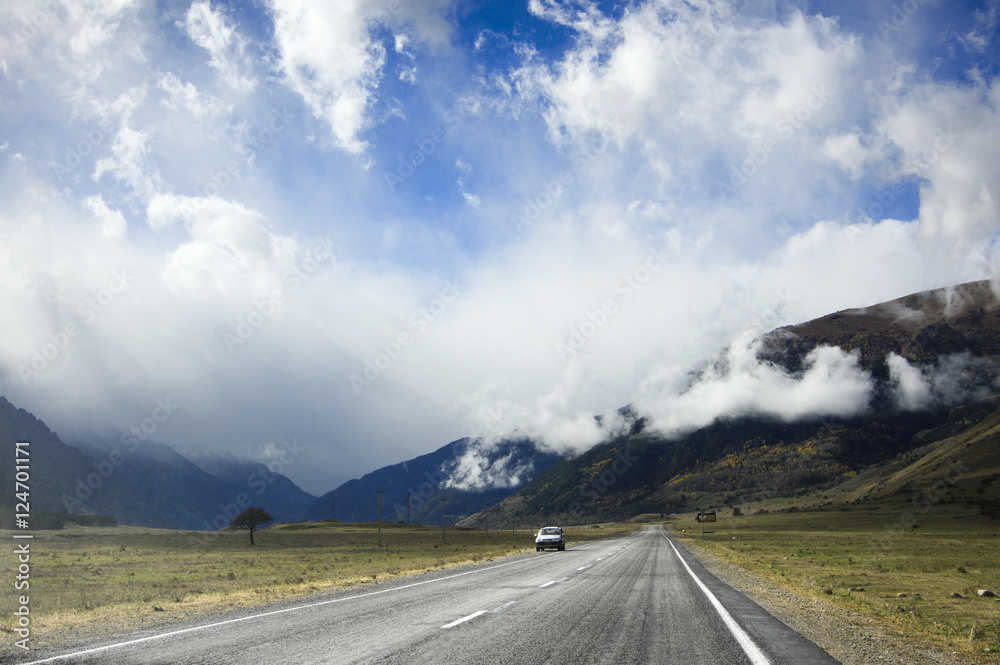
[1,0,998,495]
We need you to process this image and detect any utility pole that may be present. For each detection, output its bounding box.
[406,491,410,525]
[331,497,336,521]
[376,489,384,547]
[441,498,446,544]
[484,503,488,537]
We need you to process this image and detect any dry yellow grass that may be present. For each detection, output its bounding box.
[669,499,1000,663]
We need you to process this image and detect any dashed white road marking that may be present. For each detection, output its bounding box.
[19,550,546,664]
[441,611,488,629]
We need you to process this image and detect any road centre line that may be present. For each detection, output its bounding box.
[662,532,771,665]
[539,581,557,588]
[18,551,552,665]
[441,610,488,629]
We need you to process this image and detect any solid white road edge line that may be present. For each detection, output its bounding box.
[18,553,553,665]
[664,535,771,665]
[441,610,488,629]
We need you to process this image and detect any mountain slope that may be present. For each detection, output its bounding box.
[306,437,560,525]
[0,398,315,529]
[473,280,1000,525]
[185,449,316,523]
[758,280,1000,375]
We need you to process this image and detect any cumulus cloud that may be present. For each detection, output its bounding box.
[266,0,453,154]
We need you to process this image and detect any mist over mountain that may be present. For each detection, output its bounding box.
[0,401,315,530]
[4,281,999,531]
[461,281,1000,524]
[306,437,559,525]
[183,448,316,523]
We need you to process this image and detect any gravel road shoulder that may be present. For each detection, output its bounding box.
[679,539,975,665]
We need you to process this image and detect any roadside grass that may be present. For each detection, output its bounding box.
[668,498,1000,663]
[0,520,633,654]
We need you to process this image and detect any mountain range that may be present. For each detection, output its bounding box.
[2,280,999,531]
[465,280,1000,525]
[0,403,317,530]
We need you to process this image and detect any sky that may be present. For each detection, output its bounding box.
[1,0,998,495]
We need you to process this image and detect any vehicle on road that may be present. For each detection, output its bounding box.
[535,526,565,551]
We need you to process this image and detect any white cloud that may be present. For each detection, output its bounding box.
[83,194,127,239]
[157,73,229,121]
[93,124,163,198]
[2,0,999,497]
[634,342,874,439]
[821,132,868,179]
[878,78,1000,245]
[266,0,389,154]
[66,0,139,58]
[887,353,933,410]
[184,0,255,91]
[147,194,297,297]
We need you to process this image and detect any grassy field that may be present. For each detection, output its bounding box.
[0,520,634,654]
[669,498,1000,663]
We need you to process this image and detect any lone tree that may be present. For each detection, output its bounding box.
[231,507,274,545]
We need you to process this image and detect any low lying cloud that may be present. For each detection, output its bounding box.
[634,341,875,438]
[889,351,1000,410]
[442,441,539,492]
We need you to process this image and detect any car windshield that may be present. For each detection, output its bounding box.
[539,528,561,535]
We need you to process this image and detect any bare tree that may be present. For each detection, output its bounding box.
[231,507,274,545]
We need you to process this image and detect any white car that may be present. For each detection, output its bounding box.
[535,526,565,551]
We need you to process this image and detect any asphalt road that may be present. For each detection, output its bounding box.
[18,526,838,664]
